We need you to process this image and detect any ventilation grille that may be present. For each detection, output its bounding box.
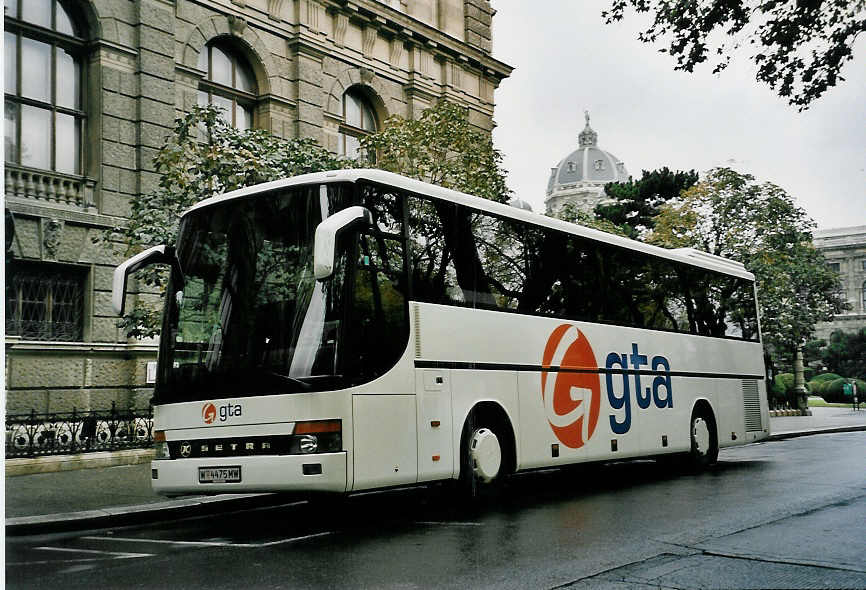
[742,379,763,432]
[413,303,421,358]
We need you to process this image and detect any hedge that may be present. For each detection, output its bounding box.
[818,379,866,404]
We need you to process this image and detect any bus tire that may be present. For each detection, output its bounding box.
[688,406,718,469]
[459,413,509,500]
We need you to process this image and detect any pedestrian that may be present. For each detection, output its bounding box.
[854,381,860,411]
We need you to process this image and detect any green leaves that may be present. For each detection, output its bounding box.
[105,102,513,340]
[604,0,865,109]
[599,167,699,239]
[555,203,631,237]
[815,329,866,381]
[104,104,353,338]
[648,167,847,359]
[359,101,511,204]
[114,104,352,258]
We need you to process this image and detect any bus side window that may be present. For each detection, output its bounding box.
[407,197,499,309]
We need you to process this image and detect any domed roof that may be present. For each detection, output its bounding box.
[546,112,629,196]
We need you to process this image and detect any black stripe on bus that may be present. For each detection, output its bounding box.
[413,360,764,381]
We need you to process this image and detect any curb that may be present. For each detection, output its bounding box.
[769,409,812,417]
[766,425,866,441]
[5,449,156,477]
[5,492,282,536]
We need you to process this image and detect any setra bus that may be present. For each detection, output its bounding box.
[112,169,770,497]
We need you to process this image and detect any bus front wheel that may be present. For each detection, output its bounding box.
[688,408,718,469]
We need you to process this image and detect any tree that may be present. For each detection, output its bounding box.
[105,104,352,337]
[649,167,848,401]
[597,167,699,239]
[815,329,866,380]
[602,0,866,109]
[555,202,631,238]
[359,101,511,203]
[107,101,513,339]
[359,102,515,312]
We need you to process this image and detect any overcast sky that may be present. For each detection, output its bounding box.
[489,1,866,231]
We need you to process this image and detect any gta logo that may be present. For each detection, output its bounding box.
[541,325,601,449]
[202,402,243,424]
[202,403,217,424]
[542,325,675,445]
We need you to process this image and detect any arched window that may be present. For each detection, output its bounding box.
[4,0,85,174]
[338,89,377,159]
[197,42,257,130]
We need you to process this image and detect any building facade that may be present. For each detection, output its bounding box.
[4,0,512,413]
[544,111,628,216]
[813,225,866,341]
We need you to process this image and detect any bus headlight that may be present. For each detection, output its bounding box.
[153,431,170,459]
[299,435,318,454]
[290,420,341,454]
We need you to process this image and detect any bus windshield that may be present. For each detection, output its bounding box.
[156,183,354,402]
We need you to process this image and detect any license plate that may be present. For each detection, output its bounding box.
[198,466,241,484]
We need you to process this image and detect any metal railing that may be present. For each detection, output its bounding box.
[5,403,154,458]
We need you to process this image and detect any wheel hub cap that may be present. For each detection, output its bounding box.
[693,417,710,456]
[469,428,501,483]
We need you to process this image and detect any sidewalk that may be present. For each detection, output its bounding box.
[6,406,866,535]
[768,405,866,438]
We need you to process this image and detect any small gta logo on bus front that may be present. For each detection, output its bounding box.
[202,403,217,424]
[202,402,242,424]
[541,324,675,447]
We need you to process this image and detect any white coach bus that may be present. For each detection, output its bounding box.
[113,169,770,497]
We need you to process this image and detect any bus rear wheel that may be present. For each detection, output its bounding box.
[688,408,718,469]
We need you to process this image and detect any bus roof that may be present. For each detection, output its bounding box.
[183,169,755,281]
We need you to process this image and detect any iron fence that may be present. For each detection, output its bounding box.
[5,403,154,458]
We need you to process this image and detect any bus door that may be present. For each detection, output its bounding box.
[352,393,418,490]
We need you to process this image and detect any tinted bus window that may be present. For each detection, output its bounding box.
[405,194,759,342]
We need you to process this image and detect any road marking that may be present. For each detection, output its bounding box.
[415,521,483,527]
[83,531,334,548]
[7,558,121,566]
[701,549,866,574]
[256,531,334,546]
[35,546,152,559]
[84,536,235,547]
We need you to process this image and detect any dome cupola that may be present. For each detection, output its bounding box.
[545,111,629,215]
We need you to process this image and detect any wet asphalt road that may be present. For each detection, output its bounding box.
[6,431,866,589]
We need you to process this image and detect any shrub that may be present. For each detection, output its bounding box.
[811,372,842,383]
[808,380,826,395]
[819,379,866,403]
[808,373,842,397]
[775,373,794,394]
[767,379,788,409]
[775,373,810,395]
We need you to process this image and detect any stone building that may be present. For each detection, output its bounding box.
[813,225,866,341]
[544,111,628,216]
[4,0,512,414]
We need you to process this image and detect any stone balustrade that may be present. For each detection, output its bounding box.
[5,165,96,211]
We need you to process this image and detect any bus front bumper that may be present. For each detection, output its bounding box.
[150,451,347,496]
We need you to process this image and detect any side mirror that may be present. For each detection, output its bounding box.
[313,206,373,280]
[112,245,176,316]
